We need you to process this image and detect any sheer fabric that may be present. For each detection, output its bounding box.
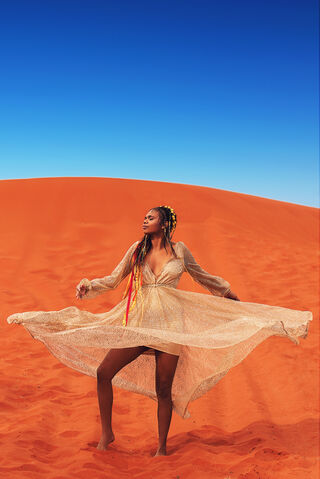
[7,241,312,419]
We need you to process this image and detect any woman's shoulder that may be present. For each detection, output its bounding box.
[128,240,140,250]
[173,241,187,252]
[173,240,185,247]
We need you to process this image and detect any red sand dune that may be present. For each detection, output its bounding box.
[0,177,318,479]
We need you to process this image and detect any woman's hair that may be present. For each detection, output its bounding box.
[122,205,178,326]
[136,204,178,263]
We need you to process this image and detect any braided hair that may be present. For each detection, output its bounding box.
[122,205,178,326]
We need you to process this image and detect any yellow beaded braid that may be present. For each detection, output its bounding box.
[159,205,177,239]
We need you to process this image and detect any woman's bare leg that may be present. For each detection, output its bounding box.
[154,349,179,456]
[96,345,149,450]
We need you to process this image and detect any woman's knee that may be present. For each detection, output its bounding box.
[97,364,113,381]
[97,346,147,381]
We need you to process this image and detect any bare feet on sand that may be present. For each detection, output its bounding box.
[153,446,167,456]
[96,433,115,450]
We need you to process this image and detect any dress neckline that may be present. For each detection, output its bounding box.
[144,242,180,278]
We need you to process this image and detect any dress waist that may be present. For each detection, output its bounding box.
[142,283,175,288]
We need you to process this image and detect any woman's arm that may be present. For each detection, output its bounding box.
[76,240,139,299]
[180,241,238,299]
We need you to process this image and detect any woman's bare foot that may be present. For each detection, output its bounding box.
[96,433,115,450]
[153,446,167,456]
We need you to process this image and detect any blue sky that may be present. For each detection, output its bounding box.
[0,0,318,207]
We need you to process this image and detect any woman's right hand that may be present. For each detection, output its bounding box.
[76,278,91,300]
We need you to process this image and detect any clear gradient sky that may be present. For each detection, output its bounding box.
[0,0,318,207]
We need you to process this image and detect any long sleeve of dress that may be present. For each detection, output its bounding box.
[77,240,139,299]
[180,241,231,297]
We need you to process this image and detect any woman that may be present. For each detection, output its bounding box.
[7,205,312,457]
[77,205,240,454]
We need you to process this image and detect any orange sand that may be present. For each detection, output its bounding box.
[1,177,318,479]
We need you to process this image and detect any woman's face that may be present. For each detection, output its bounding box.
[142,209,163,235]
